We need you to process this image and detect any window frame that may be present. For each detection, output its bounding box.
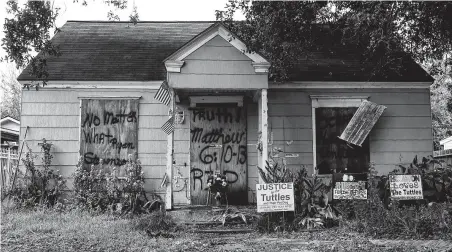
[310,95,369,175]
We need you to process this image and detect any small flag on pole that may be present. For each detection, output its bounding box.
[154,81,171,106]
[161,116,175,135]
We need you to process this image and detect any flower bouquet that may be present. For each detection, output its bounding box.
[205,173,228,206]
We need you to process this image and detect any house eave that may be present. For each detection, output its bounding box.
[270,81,433,89]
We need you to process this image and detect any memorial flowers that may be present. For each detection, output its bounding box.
[206,173,228,203]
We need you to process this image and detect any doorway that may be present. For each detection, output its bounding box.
[189,105,248,205]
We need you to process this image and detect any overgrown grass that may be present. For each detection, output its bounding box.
[1,208,190,251]
[2,208,450,252]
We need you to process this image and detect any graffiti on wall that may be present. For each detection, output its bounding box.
[80,100,139,170]
[189,107,247,205]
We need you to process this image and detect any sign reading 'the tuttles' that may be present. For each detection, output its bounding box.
[256,183,295,213]
[389,175,423,200]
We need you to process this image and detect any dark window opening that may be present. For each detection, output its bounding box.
[315,107,370,175]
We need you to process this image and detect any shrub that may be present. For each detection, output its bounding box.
[256,147,340,232]
[3,140,67,208]
[337,161,452,239]
[130,211,178,237]
[293,168,341,230]
[391,155,452,203]
[73,155,161,215]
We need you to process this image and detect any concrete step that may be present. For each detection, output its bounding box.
[167,205,259,224]
[193,228,254,234]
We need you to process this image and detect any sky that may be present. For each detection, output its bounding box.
[0,0,245,73]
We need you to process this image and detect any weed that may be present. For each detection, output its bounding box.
[3,140,67,209]
[73,155,161,215]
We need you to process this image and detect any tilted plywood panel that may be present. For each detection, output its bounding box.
[339,101,386,147]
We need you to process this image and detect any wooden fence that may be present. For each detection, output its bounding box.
[1,146,19,193]
[433,149,452,166]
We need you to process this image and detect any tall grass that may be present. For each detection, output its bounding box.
[1,209,189,251]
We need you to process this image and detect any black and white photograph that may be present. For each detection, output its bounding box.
[1,0,452,251]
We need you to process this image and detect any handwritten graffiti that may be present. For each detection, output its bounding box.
[82,127,135,154]
[191,127,245,144]
[198,144,247,165]
[190,107,247,204]
[190,168,239,190]
[190,107,242,123]
[83,152,128,166]
[80,100,139,168]
[82,111,137,127]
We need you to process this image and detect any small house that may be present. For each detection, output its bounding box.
[17,21,434,208]
[1,117,20,145]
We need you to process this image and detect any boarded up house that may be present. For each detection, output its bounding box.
[17,21,434,208]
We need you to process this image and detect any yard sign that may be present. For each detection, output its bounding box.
[256,183,295,213]
[389,175,423,200]
[333,181,367,200]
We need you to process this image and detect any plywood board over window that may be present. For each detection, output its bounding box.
[339,100,387,147]
[79,99,139,175]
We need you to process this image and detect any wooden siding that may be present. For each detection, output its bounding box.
[266,89,433,177]
[20,89,172,198]
[247,102,258,203]
[19,87,433,205]
[169,74,268,90]
[169,35,268,90]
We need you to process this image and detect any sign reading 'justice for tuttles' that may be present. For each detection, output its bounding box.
[256,183,295,213]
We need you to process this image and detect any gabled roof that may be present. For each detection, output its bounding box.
[440,136,452,146]
[164,22,269,73]
[18,21,433,82]
[18,21,215,81]
[0,117,20,125]
[0,117,20,136]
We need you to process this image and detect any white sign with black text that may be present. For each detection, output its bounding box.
[256,183,295,213]
[389,175,423,200]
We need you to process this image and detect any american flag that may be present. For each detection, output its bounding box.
[154,81,171,106]
[161,116,175,135]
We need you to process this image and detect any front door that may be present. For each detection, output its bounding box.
[190,106,248,205]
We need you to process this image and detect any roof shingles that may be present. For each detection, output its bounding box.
[18,21,433,82]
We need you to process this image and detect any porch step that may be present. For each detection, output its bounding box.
[167,205,259,224]
[193,228,254,234]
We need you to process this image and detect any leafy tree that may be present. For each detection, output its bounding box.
[431,71,452,150]
[217,1,452,149]
[1,0,136,87]
[216,1,452,81]
[1,63,21,120]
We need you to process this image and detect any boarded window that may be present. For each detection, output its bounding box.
[315,107,370,174]
[339,100,386,147]
[80,99,139,173]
